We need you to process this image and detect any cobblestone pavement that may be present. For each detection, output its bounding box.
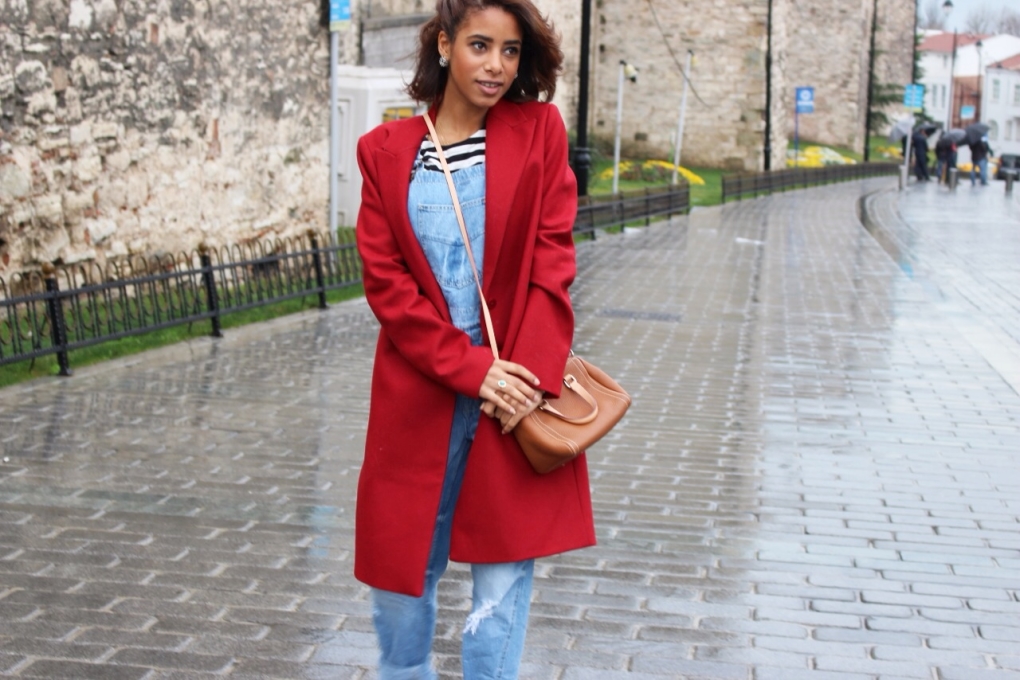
[0,176,1018,679]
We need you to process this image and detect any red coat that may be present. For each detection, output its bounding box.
[354,99,596,597]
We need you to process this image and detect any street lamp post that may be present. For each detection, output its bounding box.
[671,50,693,186]
[864,0,878,161]
[976,40,983,122]
[912,0,920,83]
[943,0,957,130]
[574,0,593,196]
[611,60,638,195]
[764,0,773,171]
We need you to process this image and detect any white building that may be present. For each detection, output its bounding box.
[983,55,1020,156]
[919,32,1020,130]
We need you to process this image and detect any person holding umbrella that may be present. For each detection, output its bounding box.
[965,122,992,186]
[935,129,964,184]
[912,125,934,182]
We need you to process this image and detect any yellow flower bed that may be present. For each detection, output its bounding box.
[786,145,857,168]
[875,145,903,159]
[956,159,998,174]
[598,160,705,185]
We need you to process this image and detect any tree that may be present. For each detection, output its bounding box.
[1001,8,1020,37]
[964,4,998,34]
[868,83,906,137]
[865,0,905,160]
[918,0,946,30]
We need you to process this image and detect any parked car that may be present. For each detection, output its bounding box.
[995,153,1020,180]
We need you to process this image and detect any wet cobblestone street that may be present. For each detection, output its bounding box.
[0,177,1018,679]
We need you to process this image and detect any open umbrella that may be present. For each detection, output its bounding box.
[914,122,939,134]
[964,122,990,146]
[946,128,967,143]
[888,116,915,143]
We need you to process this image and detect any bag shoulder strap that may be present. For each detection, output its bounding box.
[421,112,500,360]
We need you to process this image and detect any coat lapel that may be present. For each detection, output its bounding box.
[484,101,535,291]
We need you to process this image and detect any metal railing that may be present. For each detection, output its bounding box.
[721,162,899,203]
[574,183,690,239]
[1,185,692,375]
[1,230,361,374]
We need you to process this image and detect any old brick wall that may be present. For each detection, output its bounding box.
[589,0,911,170]
[785,0,915,153]
[0,0,355,278]
[588,0,790,172]
[0,0,913,278]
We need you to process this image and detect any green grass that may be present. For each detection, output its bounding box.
[0,284,364,389]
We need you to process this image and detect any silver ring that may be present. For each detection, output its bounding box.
[497,380,507,389]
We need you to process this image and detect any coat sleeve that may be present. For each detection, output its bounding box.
[507,108,578,399]
[355,134,494,397]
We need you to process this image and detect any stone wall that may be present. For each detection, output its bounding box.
[588,0,789,172]
[1,0,913,278]
[785,0,915,153]
[589,0,912,170]
[0,0,354,279]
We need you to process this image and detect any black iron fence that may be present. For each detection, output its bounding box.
[574,183,690,239]
[721,162,899,203]
[1,230,361,374]
[1,185,692,376]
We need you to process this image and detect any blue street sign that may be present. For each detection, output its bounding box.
[903,83,925,111]
[960,105,975,120]
[795,87,815,114]
[329,0,350,31]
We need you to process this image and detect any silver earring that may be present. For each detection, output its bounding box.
[514,72,518,79]
[439,55,449,68]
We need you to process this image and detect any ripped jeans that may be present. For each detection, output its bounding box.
[371,395,535,680]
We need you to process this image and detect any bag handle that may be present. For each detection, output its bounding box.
[538,372,600,423]
[421,112,501,361]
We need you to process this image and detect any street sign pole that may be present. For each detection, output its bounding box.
[900,84,924,191]
[794,87,814,168]
[329,0,351,234]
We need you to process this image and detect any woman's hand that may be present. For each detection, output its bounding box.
[478,359,540,419]
[488,391,544,434]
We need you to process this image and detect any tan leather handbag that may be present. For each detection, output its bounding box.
[422,113,631,473]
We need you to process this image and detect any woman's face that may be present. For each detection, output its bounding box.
[438,7,522,115]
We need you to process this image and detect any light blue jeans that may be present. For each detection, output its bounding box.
[371,396,535,679]
[971,157,988,185]
[373,160,535,678]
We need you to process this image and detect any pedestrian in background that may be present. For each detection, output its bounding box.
[353,0,595,677]
[934,134,956,184]
[912,128,932,182]
[970,134,993,186]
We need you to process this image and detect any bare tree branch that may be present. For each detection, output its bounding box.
[964,3,998,34]
[1000,8,1020,37]
[918,0,946,30]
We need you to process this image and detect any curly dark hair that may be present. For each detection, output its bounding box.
[406,0,563,105]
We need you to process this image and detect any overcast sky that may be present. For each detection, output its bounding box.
[925,0,1016,31]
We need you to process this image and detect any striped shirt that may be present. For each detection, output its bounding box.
[418,129,486,173]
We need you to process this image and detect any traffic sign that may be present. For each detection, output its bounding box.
[796,87,815,114]
[903,83,925,111]
[329,0,350,31]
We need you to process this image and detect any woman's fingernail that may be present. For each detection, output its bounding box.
[533,378,541,385]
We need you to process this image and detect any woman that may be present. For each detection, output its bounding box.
[353,0,595,677]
